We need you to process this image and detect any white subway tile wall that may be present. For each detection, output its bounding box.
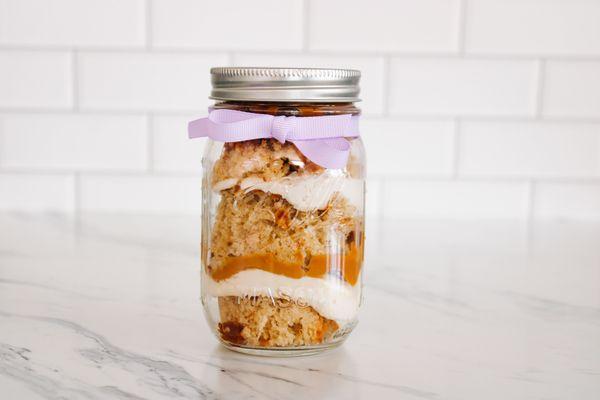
[152,0,304,50]
[0,50,72,108]
[0,0,598,220]
[309,0,461,53]
[78,52,228,112]
[542,61,600,118]
[464,0,600,56]
[533,183,600,221]
[152,115,206,173]
[0,114,148,171]
[0,173,75,213]
[0,0,146,48]
[458,122,600,178]
[383,181,530,219]
[389,58,538,116]
[361,119,455,176]
[79,175,201,214]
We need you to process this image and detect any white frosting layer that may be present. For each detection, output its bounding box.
[214,174,363,212]
[213,178,237,192]
[205,269,361,323]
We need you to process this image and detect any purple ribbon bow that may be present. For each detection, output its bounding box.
[188,109,360,169]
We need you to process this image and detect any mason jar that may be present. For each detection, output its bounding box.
[190,67,365,355]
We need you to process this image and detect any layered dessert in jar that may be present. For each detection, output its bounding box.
[203,137,364,349]
[193,67,365,354]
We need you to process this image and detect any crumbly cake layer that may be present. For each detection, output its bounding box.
[212,139,323,186]
[218,296,339,347]
[208,188,361,282]
[208,138,363,348]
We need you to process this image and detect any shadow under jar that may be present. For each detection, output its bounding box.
[198,67,365,356]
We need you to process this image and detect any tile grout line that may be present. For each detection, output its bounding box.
[534,59,546,118]
[2,44,600,62]
[146,114,154,172]
[528,180,537,221]
[381,56,391,117]
[452,118,461,179]
[71,50,79,111]
[371,174,600,184]
[525,180,536,251]
[0,115,4,169]
[457,0,468,55]
[3,107,600,123]
[4,167,600,183]
[145,0,153,50]
[73,172,82,223]
[302,0,310,52]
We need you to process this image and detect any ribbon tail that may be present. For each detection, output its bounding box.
[292,138,352,169]
[189,110,274,142]
[188,117,210,139]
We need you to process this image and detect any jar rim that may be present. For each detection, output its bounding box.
[209,67,361,103]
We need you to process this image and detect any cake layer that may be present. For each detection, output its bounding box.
[206,269,361,323]
[212,139,322,186]
[209,189,361,278]
[218,296,339,347]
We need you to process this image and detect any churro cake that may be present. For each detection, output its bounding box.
[205,139,364,348]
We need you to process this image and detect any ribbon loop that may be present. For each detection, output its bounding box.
[188,110,360,169]
[271,115,296,144]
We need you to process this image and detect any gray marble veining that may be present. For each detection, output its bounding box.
[0,213,599,399]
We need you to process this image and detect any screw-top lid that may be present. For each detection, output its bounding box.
[210,67,361,103]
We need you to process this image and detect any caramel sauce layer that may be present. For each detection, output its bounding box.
[210,244,363,286]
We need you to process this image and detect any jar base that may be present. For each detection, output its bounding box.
[218,337,346,357]
[216,319,357,357]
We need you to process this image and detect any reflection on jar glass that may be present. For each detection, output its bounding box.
[190,67,366,356]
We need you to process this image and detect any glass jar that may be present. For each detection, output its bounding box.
[194,67,365,355]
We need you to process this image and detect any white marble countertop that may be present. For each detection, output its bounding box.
[1,213,599,399]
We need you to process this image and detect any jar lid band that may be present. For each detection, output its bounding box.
[209,67,361,103]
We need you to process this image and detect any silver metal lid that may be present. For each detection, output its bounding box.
[210,67,361,103]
